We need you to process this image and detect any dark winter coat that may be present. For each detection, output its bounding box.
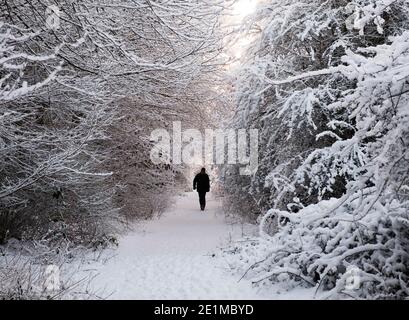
[193,173,210,193]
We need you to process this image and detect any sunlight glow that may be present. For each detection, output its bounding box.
[232,0,257,20]
[222,0,260,71]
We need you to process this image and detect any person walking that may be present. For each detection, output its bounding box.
[193,168,210,211]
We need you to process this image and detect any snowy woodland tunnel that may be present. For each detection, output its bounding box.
[1,0,409,301]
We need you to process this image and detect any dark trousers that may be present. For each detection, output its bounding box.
[198,191,207,209]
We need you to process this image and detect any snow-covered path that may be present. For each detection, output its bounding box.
[87,192,264,300]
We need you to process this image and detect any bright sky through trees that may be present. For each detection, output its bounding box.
[232,0,257,20]
[224,0,259,68]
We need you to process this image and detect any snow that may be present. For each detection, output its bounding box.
[0,192,315,300]
[76,192,314,300]
[78,193,258,299]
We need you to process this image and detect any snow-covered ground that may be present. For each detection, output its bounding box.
[80,192,258,299]
[78,192,314,300]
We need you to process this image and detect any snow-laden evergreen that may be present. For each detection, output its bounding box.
[221,0,409,298]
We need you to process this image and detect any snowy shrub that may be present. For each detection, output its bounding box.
[0,241,106,300]
[222,0,409,298]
